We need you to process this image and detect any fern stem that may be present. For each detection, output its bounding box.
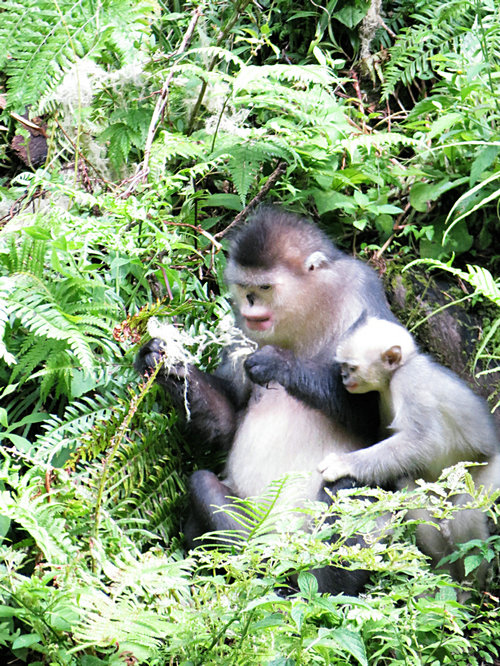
[186,0,254,135]
[474,0,500,116]
[0,583,61,642]
[210,93,230,153]
[91,360,163,570]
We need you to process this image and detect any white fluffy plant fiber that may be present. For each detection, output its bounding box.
[145,316,256,419]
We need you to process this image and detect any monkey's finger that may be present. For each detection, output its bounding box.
[244,361,271,384]
[317,454,336,474]
[318,457,351,481]
[320,467,342,482]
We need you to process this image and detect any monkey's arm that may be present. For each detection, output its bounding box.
[318,431,425,485]
[244,345,379,440]
[135,338,247,451]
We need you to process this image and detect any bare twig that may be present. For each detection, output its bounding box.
[164,220,223,251]
[186,0,253,135]
[54,118,109,184]
[214,161,287,239]
[120,7,202,198]
[374,201,412,260]
[44,469,52,503]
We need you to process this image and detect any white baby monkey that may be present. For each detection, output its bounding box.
[318,317,500,581]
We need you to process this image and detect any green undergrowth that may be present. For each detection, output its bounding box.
[0,0,499,663]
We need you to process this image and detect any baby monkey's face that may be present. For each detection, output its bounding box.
[338,359,382,394]
[337,343,401,394]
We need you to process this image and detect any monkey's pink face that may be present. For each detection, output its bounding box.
[231,283,276,336]
[240,305,274,332]
[228,266,317,349]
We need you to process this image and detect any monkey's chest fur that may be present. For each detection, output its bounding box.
[223,383,364,504]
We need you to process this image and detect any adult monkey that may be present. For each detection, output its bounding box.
[135,207,397,593]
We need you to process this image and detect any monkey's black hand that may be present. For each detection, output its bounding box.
[244,345,294,387]
[134,338,186,380]
[134,338,166,375]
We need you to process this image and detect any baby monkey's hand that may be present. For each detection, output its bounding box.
[318,453,353,482]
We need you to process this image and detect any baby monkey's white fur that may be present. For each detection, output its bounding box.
[318,317,500,581]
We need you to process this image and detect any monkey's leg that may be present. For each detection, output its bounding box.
[446,503,490,586]
[311,479,371,595]
[136,338,238,450]
[184,470,247,549]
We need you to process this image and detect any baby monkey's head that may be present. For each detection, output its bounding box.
[336,318,417,393]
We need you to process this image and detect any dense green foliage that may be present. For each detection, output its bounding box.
[0,0,499,663]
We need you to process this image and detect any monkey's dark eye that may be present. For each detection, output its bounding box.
[259,285,271,291]
[349,365,358,373]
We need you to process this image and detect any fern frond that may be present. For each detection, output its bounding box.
[465,265,500,306]
[408,259,500,306]
[34,393,119,465]
[38,350,74,402]
[75,576,188,660]
[212,136,297,204]
[11,339,66,385]
[203,475,310,548]
[234,64,336,91]
[340,132,419,160]
[0,236,47,275]
[186,46,245,69]
[0,0,157,112]
[109,431,187,542]
[0,487,78,564]
[0,294,16,366]
[154,130,204,163]
[8,287,96,372]
[69,383,188,543]
[382,0,483,98]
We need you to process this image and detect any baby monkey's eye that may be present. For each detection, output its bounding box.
[259,285,272,291]
[349,365,358,373]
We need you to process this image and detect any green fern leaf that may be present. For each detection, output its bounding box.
[227,148,261,205]
[0,293,16,366]
[382,1,482,98]
[35,393,119,465]
[0,0,157,112]
[0,488,77,564]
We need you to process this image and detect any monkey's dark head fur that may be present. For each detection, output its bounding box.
[228,207,342,272]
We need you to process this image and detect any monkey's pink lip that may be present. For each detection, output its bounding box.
[345,382,358,391]
[244,316,273,331]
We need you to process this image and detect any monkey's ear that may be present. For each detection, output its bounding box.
[381,345,402,368]
[305,251,329,272]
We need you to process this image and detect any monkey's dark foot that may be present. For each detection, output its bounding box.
[311,563,370,596]
[323,476,360,493]
[188,470,246,538]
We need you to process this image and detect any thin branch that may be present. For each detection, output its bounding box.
[374,201,411,260]
[163,220,223,251]
[120,7,202,198]
[186,0,253,135]
[54,118,109,185]
[214,161,287,239]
